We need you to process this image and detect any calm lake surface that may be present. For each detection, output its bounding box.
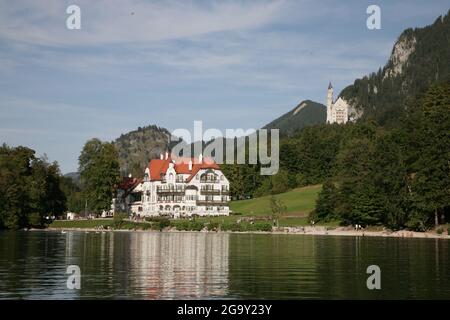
[0,230,449,299]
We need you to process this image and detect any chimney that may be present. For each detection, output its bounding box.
[198,153,203,164]
[160,154,163,160]
[165,151,169,159]
[188,159,192,171]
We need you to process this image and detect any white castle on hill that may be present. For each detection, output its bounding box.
[112,153,230,218]
[326,82,349,124]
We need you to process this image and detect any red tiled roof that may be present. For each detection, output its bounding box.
[148,155,220,181]
[117,177,142,198]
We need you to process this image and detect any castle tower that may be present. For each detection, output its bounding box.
[326,82,334,123]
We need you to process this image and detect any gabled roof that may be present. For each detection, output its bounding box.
[117,177,143,198]
[148,155,220,181]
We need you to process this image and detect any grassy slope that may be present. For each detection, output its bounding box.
[230,185,322,217]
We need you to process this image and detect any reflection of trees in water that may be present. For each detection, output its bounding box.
[0,231,72,298]
[228,234,320,299]
[1,232,449,299]
[228,234,450,299]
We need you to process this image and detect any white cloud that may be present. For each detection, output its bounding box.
[0,0,285,46]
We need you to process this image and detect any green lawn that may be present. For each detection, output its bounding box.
[229,185,322,217]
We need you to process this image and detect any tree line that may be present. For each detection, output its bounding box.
[0,145,66,229]
[0,139,121,230]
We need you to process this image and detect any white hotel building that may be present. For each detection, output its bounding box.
[112,153,230,218]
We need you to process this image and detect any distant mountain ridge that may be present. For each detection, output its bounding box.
[263,100,326,136]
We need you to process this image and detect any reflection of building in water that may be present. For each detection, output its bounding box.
[128,232,229,299]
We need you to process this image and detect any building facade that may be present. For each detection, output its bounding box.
[326,82,349,124]
[112,153,230,218]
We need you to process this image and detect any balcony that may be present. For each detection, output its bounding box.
[196,200,229,206]
[200,178,219,183]
[200,188,221,195]
[157,186,185,194]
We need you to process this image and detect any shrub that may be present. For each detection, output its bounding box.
[174,220,205,231]
[113,213,127,229]
[190,221,204,231]
[436,227,443,235]
[28,213,44,228]
[253,222,272,232]
[157,218,171,231]
[206,221,220,231]
[219,222,241,232]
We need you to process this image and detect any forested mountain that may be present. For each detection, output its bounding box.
[114,125,171,177]
[340,10,450,125]
[223,12,450,230]
[263,100,326,136]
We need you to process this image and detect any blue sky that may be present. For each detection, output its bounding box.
[1,0,449,173]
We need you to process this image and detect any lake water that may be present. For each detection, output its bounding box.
[0,231,449,299]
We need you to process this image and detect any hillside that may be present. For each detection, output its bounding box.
[263,100,326,136]
[114,125,171,177]
[340,10,450,125]
[230,184,322,217]
[64,172,80,186]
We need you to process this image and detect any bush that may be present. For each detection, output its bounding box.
[436,227,443,235]
[174,220,204,231]
[29,212,43,228]
[252,222,272,232]
[113,213,128,229]
[190,221,204,231]
[207,221,220,231]
[219,222,241,232]
[156,218,171,231]
[218,221,272,232]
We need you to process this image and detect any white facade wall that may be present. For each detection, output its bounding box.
[124,164,230,218]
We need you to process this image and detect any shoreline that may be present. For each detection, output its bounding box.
[41,226,450,240]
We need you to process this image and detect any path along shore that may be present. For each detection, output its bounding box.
[43,226,450,240]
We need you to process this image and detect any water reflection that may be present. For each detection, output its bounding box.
[0,231,449,299]
[127,232,229,299]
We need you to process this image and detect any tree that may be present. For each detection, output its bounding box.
[314,179,337,221]
[79,139,120,216]
[0,145,66,229]
[270,169,290,195]
[270,196,286,227]
[60,176,85,213]
[405,83,450,227]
